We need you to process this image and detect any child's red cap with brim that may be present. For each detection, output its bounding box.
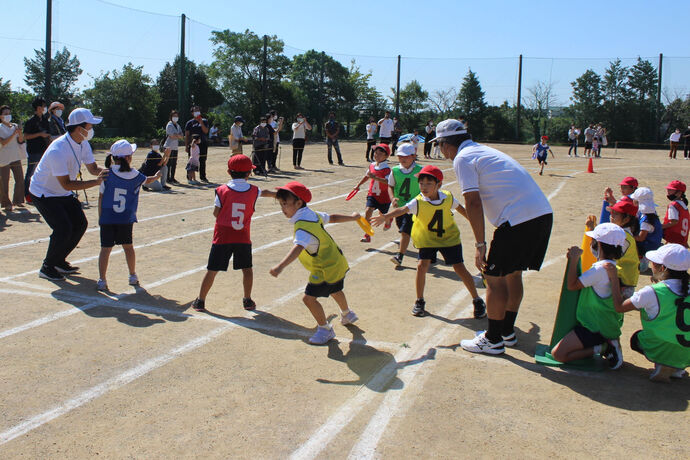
[373,143,391,156]
[415,164,443,182]
[276,181,312,203]
[227,154,256,172]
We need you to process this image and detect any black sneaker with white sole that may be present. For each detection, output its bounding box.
[54,261,80,274]
[390,253,403,267]
[39,265,65,281]
[412,298,428,317]
[472,297,487,318]
[604,339,623,370]
[191,298,206,312]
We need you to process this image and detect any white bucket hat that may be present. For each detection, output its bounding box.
[645,244,690,271]
[109,139,137,157]
[585,223,626,247]
[631,187,657,214]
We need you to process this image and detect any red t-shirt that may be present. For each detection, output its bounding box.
[663,201,689,247]
[213,184,260,244]
[367,163,391,203]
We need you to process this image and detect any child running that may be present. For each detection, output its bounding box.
[191,155,276,312]
[618,244,690,382]
[550,223,626,368]
[631,187,663,271]
[372,165,487,319]
[387,143,421,267]
[662,180,689,247]
[531,135,554,176]
[186,134,201,184]
[351,143,392,243]
[97,140,161,291]
[269,181,361,345]
[606,198,640,298]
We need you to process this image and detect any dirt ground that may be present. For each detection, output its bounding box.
[0,140,687,459]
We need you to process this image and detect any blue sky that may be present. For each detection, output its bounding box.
[1,0,689,106]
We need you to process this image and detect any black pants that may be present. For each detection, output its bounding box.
[31,193,88,268]
[198,143,208,181]
[391,135,400,154]
[423,138,433,157]
[568,139,578,156]
[293,138,305,166]
[684,144,690,159]
[253,145,271,175]
[365,139,376,161]
[167,149,178,181]
[24,153,43,197]
[327,138,343,164]
[269,143,280,169]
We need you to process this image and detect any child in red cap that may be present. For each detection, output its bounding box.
[351,143,392,242]
[371,165,486,318]
[531,135,554,176]
[191,155,277,312]
[662,180,689,247]
[270,181,362,345]
[605,176,638,206]
[606,198,640,298]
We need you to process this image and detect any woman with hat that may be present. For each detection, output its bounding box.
[47,101,66,141]
[29,107,108,281]
[662,180,689,247]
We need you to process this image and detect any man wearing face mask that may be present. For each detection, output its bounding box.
[29,108,108,281]
[47,102,66,141]
[184,106,210,183]
[324,111,344,165]
[23,98,51,200]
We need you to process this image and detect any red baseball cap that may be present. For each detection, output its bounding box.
[607,199,638,216]
[666,180,686,193]
[619,176,638,187]
[227,154,256,172]
[415,165,443,182]
[276,181,312,203]
[541,135,549,140]
[373,143,391,156]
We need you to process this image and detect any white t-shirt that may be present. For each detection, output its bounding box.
[270,120,279,144]
[388,162,418,187]
[584,127,596,142]
[289,207,331,254]
[405,190,460,215]
[366,123,377,140]
[0,123,26,166]
[379,118,394,137]
[670,132,682,142]
[629,279,684,320]
[214,178,261,207]
[666,200,687,221]
[99,164,141,193]
[230,124,244,149]
[579,259,616,298]
[292,122,307,140]
[453,140,552,227]
[29,133,96,198]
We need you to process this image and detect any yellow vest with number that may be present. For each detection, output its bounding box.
[411,191,461,248]
[295,215,349,284]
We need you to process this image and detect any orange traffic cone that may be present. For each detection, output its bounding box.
[586,157,594,173]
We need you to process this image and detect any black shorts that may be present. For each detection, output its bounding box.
[418,243,463,265]
[537,154,547,163]
[484,213,552,277]
[207,243,252,271]
[100,223,133,247]
[395,213,413,234]
[305,278,344,298]
[366,196,391,214]
[573,324,607,348]
[379,137,391,145]
[585,141,593,149]
[630,330,644,354]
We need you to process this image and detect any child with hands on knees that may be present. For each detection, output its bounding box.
[269,181,362,345]
[551,223,626,368]
[372,165,486,319]
[352,143,392,243]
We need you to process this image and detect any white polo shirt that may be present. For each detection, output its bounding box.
[379,118,394,137]
[29,133,95,198]
[453,140,552,227]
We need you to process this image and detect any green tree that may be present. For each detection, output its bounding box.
[456,70,487,138]
[570,69,602,126]
[0,79,37,122]
[523,81,557,141]
[393,80,428,131]
[207,29,291,125]
[627,57,659,141]
[23,47,82,106]
[483,102,514,141]
[601,59,630,141]
[346,61,386,137]
[83,63,159,138]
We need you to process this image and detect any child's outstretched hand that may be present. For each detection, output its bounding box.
[585,214,597,230]
[566,246,583,260]
[370,214,385,227]
[351,211,361,220]
[269,266,282,278]
[604,187,614,201]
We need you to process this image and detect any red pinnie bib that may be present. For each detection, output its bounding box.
[367,163,391,203]
[213,184,260,244]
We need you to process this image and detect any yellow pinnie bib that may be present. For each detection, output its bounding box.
[295,215,349,284]
[411,190,461,248]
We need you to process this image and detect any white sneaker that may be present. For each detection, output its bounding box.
[128,273,139,286]
[309,326,335,345]
[96,279,108,291]
[671,368,688,379]
[461,332,504,355]
[340,310,358,326]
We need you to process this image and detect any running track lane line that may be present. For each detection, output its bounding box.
[0,240,396,445]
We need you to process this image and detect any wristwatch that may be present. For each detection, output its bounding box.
[475,241,486,248]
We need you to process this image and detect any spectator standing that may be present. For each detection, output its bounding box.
[0,105,26,211]
[424,120,436,159]
[47,102,66,141]
[391,116,403,153]
[683,123,690,159]
[433,119,553,355]
[595,123,607,157]
[324,111,344,165]
[23,98,51,200]
[268,110,284,172]
[184,105,209,183]
[163,110,183,184]
[229,116,249,155]
[378,111,394,145]
[252,115,272,175]
[29,108,108,281]
[365,117,377,162]
[583,123,596,157]
[292,113,311,169]
[669,128,681,159]
[567,124,580,157]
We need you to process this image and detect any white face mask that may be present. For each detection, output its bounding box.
[85,128,94,141]
[238,122,243,127]
[172,116,179,123]
[193,111,201,117]
[152,145,159,151]
[54,109,63,117]
[260,123,267,128]
[297,118,304,123]
[1,115,11,123]
[42,107,48,115]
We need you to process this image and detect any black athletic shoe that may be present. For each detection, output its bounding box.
[54,261,80,274]
[473,297,487,319]
[39,265,65,281]
[243,298,256,311]
[192,298,206,312]
[390,253,403,267]
[200,178,209,184]
[412,298,427,317]
[162,185,171,190]
[338,162,345,166]
[604,339,623,370]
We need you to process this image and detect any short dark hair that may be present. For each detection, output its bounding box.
[0,105,9,115]
[32,98,46,110]
[192,134,201,140]
[599,242,623,260]
[417,173,439,184]
[66,122,87,133]
[169,110,178,120]
[150,139,159,146]
[276,188,307,208]
[439,133,472,147]
[230,170,251,179]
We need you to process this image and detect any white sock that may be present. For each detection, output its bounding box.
[341,309,351,316]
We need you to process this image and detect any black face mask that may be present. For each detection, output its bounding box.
[668,194,677,201]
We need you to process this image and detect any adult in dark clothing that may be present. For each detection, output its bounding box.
[252,115,272,176]
[47,101,66,141]
[23,98,51,199]
[683,124,690,160]
[391,116,402,154]
[184,105,209,183]
[424,120,435,158]
[324,111,344,165]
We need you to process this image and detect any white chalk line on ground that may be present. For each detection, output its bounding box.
[0,177,353,252]
[0,239,396,445]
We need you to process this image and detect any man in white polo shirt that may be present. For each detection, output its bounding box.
[29,108,108,281]
[433,119,553,355]
[378,111,394,146]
